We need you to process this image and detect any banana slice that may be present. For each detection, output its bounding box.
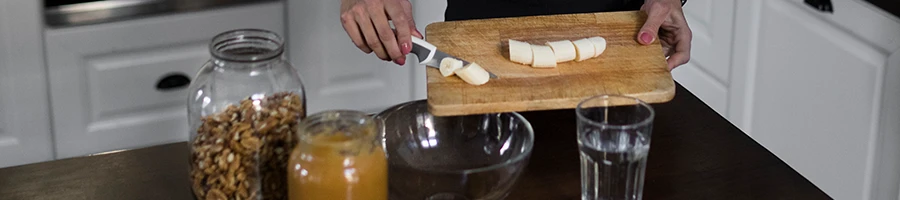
[454,62,490,85]
[439,57,464,77]
[545,40,577,62]
[587,36,607,57]
[508,39,533,65]
[572,38,596,62]
[530,44,557,68]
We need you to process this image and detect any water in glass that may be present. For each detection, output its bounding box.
[578,130,650,200]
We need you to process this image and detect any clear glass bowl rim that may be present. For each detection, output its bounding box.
[376,100,535,174]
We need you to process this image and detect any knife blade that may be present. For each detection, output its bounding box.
[410,37,499,79]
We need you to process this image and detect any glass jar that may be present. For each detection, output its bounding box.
[288,111,388,200]
[187,29,306,200]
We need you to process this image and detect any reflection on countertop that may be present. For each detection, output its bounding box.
[45,0,280,28]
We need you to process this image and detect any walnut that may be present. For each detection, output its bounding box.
[190,92,304,200]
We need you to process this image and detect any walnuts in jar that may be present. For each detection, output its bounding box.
[191,92,304,200]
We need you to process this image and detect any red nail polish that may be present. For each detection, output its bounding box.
[640,32,654,44]
[397,57,406,65]
[401,43,411,54]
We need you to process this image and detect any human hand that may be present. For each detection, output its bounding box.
[637,0,692,70]
[340,0,424,65]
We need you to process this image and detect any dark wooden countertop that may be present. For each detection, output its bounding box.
[0,83,831,200]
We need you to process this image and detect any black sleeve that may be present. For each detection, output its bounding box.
[445,0,643,21]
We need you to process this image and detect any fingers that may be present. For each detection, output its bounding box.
[385,1,412,63]
[340,0,419,65]
[667,10,692,70]
[666,35,691,70]
[367,2,405,65]
[667,50,690,70]
[354,11,390,61]
[341,10,371,53]
[399,0,423,39]
[637,1,672,45]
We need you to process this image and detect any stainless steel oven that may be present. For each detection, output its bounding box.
[45,0,279,28]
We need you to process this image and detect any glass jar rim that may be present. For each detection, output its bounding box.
[210,29,284,63]
[575,94,655,129]
[297,110,380,148]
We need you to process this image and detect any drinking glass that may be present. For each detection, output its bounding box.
[576,95,655,200]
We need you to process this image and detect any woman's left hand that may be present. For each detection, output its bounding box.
[637,0,692,70]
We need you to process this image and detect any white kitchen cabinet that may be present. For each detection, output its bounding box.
[727,0,900,199]
[671,0,735,117]
[0,0,54,168]
[44,2,285,159]
[287,0,416,114]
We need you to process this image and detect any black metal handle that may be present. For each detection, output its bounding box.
[156,73,191,91]
[805,0,834,13]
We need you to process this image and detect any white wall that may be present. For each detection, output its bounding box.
[410,0,448,100]
[287,0,417,114]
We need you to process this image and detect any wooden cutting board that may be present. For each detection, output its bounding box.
[425,11,675,116]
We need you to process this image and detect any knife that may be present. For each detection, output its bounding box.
[410,37,499,79]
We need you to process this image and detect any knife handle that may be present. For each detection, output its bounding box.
[410,37,436,65]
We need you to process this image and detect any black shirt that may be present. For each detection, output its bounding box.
[445,0,644,21]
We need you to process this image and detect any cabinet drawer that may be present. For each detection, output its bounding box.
[45,2,284,158]
[87,44,206,121]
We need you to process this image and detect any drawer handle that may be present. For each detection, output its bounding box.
[804,0,833,13]
[156,73,191,91]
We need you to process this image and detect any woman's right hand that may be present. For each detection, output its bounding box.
[340,0,423,65]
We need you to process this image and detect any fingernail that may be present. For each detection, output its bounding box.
[396,57,406,65]
[401,43,411,55]
[640,32,654,44]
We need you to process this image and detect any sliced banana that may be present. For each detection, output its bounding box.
[439,57,464,77]
[454,62,490,85]
[545,40,577,63]
[587,36,607,57]
[530,44,557,68]
[508,39,533,65]
[571,38,596,62]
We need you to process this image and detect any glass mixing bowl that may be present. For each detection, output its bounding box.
[376,100,534,200]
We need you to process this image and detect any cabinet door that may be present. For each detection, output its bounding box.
[45,3,285,159]
[730,0,900,199]
[671,0,735,117]
[287,0,415,114]
[0,0,54,168]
